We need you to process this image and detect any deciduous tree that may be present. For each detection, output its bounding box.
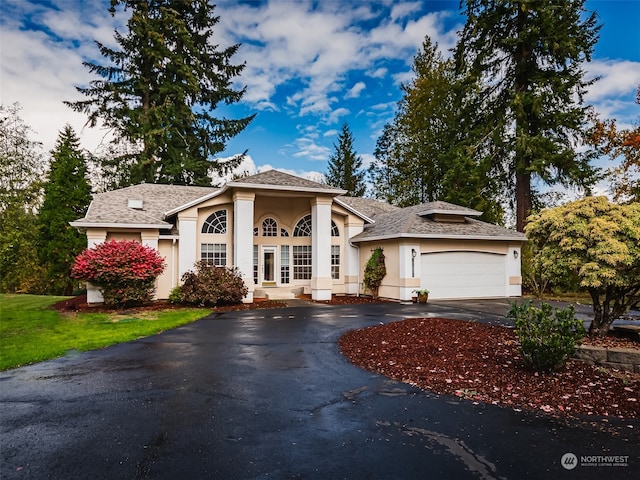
[589,85,640,202]
[66,0,255,187]
[526,197,640,337]
[0,103,47,293]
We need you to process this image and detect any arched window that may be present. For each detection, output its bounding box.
[202,210,227,234]
[262,218,278,236]
[253,227,258,236]
[293,214,312,237]
[331,220,339,237]
[280,228,290,237]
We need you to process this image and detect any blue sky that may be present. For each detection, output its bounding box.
[1,0,639,186]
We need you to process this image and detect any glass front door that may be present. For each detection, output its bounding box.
[262,246,276,284]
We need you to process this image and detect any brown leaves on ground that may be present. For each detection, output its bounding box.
[339,317,640,419]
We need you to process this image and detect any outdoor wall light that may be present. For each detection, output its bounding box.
[513,250,519,259]
[411,248,417,258]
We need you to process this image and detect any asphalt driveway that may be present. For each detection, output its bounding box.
[1,300,637,479]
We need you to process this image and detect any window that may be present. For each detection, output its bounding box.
[293,245,312,280]
[201,243,227,266]
[293,214,312,237]
[253,227,258,236]
[253,245,258,284]
[331,245,340,279]
[202,210,227,234]
[331,221,339,237]
[262,217,278,236]
[280,228,289,237]
[281,245,290,284]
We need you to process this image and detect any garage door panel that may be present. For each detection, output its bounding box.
[421,252,506,299]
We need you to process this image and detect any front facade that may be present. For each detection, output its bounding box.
[71,170,526,303]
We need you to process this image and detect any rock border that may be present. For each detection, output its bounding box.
[574,345,640,373]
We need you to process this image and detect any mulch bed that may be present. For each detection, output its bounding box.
[339,317,640,420]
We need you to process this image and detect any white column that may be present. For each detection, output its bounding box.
[141,231,160,300]
[86,229,107,303]
[398,243,421,301]
[344,223,363,295]
[311,197,332,301]
[234,191,255,303]
[507,244,523,297]
[178,216,197,279]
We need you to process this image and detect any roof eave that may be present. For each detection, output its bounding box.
[333,197,375,224]
[350,233,527,243]
[163,186,226,218]
[70,221,172,230]
[227,181,346,196]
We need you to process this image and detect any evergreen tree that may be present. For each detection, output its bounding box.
[37,125,92,295]
[325,123,366,197]
[66,0,255,187]
[369,36,503,220]
[455,0,601,231]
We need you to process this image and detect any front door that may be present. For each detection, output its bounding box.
[262,246,277,285]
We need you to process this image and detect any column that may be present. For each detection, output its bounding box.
[141,230,160,300]
[178,216,197,278]
[311,197,332,301]
[344,223,363,295]
[86,229,107,303]
[234,191,255,303]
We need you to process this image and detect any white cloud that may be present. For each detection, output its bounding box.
[345,81,366,99]
[585,59,640,101]
[292,137,331,161]
[323,129,339,137]
[327,107,350,124]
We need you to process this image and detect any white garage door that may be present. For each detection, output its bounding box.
[421,252,507,299]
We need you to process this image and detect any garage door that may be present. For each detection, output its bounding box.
[421,252,506,299]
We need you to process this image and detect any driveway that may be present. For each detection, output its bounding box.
[1,301,637,479]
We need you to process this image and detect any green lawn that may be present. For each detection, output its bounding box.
[0,294,210,371]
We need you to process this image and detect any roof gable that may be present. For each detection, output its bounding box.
[228,170,344,194]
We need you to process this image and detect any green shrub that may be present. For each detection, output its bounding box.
[174,261,248,306]
[363,247,386,299]
[507,301,586,373]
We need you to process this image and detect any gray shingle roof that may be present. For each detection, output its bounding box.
[350,202,526,242]
[73,184,218,227]
[336,196,401,220]
[229,170,343,192]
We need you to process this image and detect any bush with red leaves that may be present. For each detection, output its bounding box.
[71,239,165,306]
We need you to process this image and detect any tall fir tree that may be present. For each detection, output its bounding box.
[66,0,255,187]
[325,123,366,197]
[455,0,601,231]
[37,125,92,295]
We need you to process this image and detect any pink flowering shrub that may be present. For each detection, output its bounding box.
[71,239,165,306]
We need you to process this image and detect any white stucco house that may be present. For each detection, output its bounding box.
[71,170,526,303]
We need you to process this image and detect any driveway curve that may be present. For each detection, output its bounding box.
[1,301,637,479]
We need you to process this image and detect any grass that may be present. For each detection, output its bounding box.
[0,294,210,371]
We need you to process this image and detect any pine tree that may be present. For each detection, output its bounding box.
[66,0,255,187]
[455,0,601,231]
[37,125,92,295]
[325,123,366,197]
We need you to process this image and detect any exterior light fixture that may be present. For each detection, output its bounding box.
[411,249,417,258]
[513,250,519,259]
